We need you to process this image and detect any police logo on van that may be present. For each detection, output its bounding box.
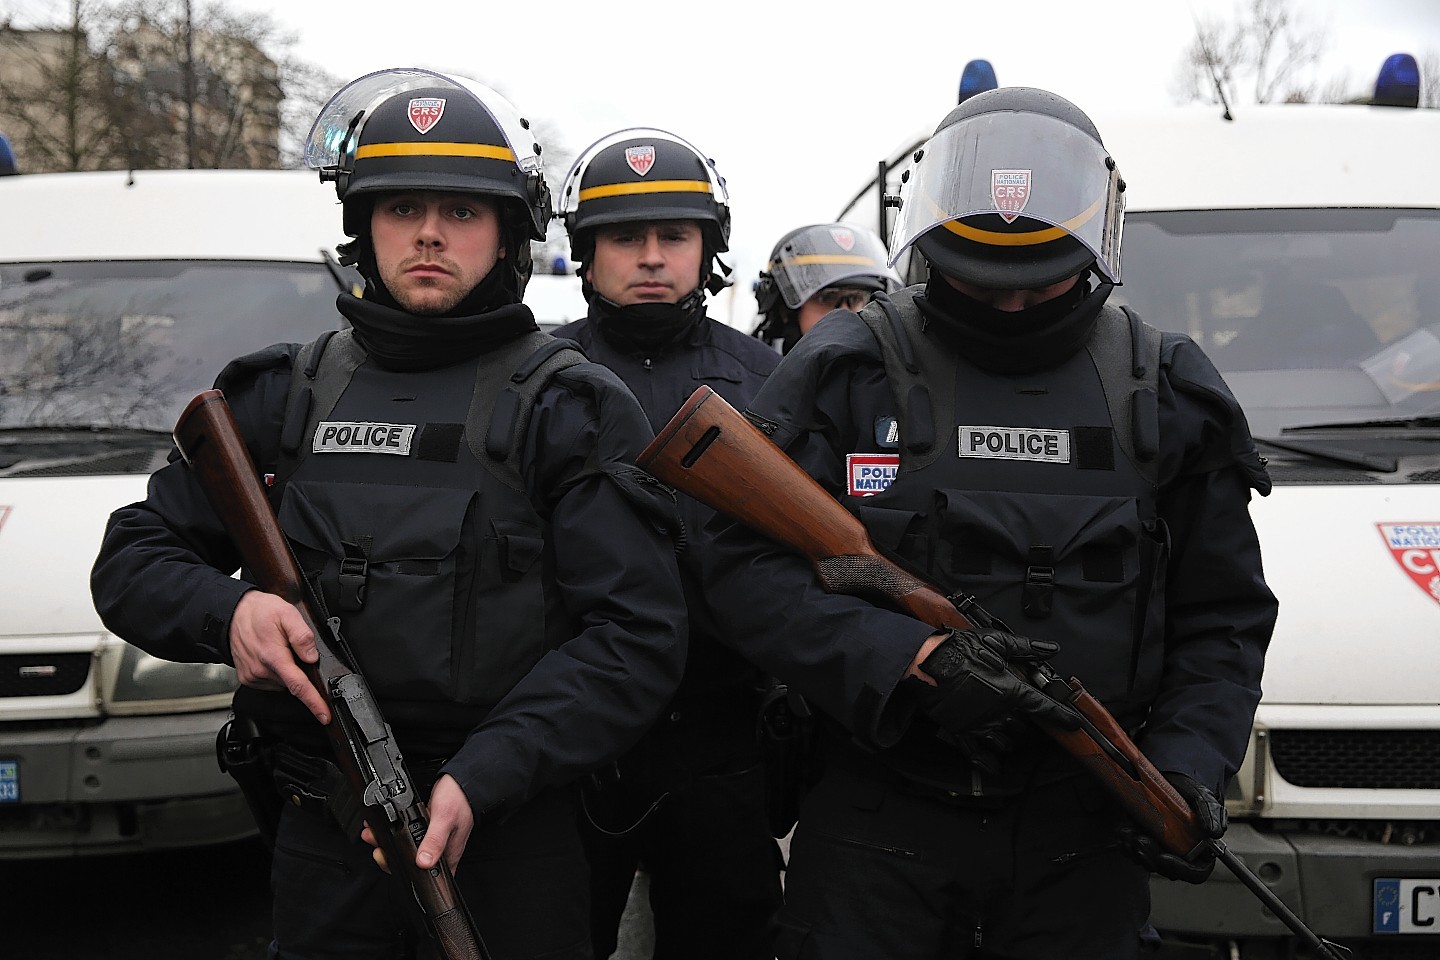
[314,422,416,456]
[847,453,898,497]
[1377,523,1440,606]
[959,425,1070,464]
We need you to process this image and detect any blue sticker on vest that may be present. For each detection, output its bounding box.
[875,417,900,449]
[847,453,899,496]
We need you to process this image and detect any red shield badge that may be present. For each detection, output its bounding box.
[407,98,446,135]
[1377,523,1440,606]
[992,169,1031,223]
[625,145,656,177]
[829,227,856,251]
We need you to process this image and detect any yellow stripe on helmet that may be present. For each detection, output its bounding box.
[939,195,1104,247]
[786,254,882,267]
[578,179,713,201]
[356,142,516,161]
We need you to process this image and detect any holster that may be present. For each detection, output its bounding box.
[756,679,821,838]
[215,713,283,848]
[270,743,366,841]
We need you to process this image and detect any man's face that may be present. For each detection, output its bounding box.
[940,272,1080,312]
[797,285,872,335]
[370,190,504,315]
[586,220,704,306]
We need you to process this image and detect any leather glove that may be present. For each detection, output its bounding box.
[914,628,1079,734]
[936,713,1029,775]
[1116,771,1227,884]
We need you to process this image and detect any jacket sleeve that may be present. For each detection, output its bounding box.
[1138,335,1278,794]
[89,347,297,665]
[699,338,937,750]
[441,365,687,819]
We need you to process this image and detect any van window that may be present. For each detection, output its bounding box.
[0,260,351,432]
[1111,209,1440,430]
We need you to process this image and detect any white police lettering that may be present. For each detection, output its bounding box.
[957,425,1070,464]
[847,453,900,497]
[313,421,416,456]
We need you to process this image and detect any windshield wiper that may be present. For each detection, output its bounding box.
[1255,436,1398,473]
[1282,415,1440,433]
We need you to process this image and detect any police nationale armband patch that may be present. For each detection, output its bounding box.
[958,425,1071,464]
[847,453,899,497]
[313,422,416,455]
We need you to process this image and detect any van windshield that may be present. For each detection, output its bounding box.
[1110,209,1440,434]
[0,260,352,433]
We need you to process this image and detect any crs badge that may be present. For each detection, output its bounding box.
[847,453,899,497]
[625,145,656,176]
[1377,523,1440,606]
[407,98,446,135]
[829,227,856,251]
[992,169,1031,223]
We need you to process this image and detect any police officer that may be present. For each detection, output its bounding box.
[752,223,896,354]
[553,128,783,960]
[703,86,1278,959]
[90,69,686,960]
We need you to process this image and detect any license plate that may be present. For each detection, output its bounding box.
[0,760,16,803]
[1375,878,1440,932]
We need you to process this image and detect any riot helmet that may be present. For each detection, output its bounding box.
[756,223,898,313]
[558,128,730,288]
[304,68,551,295]
[889,87,1124,290]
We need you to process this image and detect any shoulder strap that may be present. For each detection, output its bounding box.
[855,288,954,470]
[1087,303,1163,487]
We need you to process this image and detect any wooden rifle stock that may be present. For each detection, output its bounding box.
[639,386,1350,959]
[173,389,488,960]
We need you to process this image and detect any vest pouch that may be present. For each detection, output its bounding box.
[457,516,548,707]
[931,488,1154,708]
[278,480,476,703]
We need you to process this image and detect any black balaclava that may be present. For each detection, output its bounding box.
[335,207,536,372]
[917,269,1113,375]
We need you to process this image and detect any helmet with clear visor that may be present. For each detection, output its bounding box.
[558,128,730,263]
[304,67,551,240]
[759,223,899,312]
[889,87,1124,289]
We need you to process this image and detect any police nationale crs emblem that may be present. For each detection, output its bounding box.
[1377,522,1440,606]
[829,227,856,251]
[992,169,1031,223]
[407,98,446,135]
[625,146,656,176]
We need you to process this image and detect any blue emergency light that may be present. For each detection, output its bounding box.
[0,133,17,176]
[551,255,568,276]
[958,60,998,104]
[1373,53,1420,108]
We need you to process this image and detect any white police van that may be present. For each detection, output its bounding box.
[842,59,1440,956]
[0,168,360,857]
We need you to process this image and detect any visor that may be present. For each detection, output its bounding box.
[304,68,542,176]
[771,227,898,308]
[889,111,1124,283]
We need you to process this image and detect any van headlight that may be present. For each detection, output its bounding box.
[107,644,238,710]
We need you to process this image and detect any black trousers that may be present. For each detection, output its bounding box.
[268,787,591,960]
[774,754,1152,960]
[581,759,784,960]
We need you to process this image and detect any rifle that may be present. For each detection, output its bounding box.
[173,389,489,960]
[639,385,1352,960]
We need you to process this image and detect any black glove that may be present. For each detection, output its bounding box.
[914,628,1079,734]
[936,713,1030,775]
[1116,771,1227,884]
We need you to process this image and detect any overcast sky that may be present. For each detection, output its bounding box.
[10,0,1440,324]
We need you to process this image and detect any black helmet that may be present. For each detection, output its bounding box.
[755,223,898,315]
[558,128,730,268]
[305,68,551,242]
[890,86,1124,289]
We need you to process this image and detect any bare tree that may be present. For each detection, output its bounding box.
[1172,0,1326,106]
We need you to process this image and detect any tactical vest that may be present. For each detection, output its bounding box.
[853,289,1167,723]
[268,329,585,722]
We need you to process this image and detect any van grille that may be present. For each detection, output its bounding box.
[3,448,168,478]
[1267,466,1381,484]
[1270,729,1440,789]
[0,653,91,697]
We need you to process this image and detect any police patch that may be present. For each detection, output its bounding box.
[991,169,1031,224]
[830,227,856,251]
[958,425,1070,463]
[874,416,901,449]
[847,453,899,497]
[625,145,656,176]
[407,98,445,135]
[314,422,416,456]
